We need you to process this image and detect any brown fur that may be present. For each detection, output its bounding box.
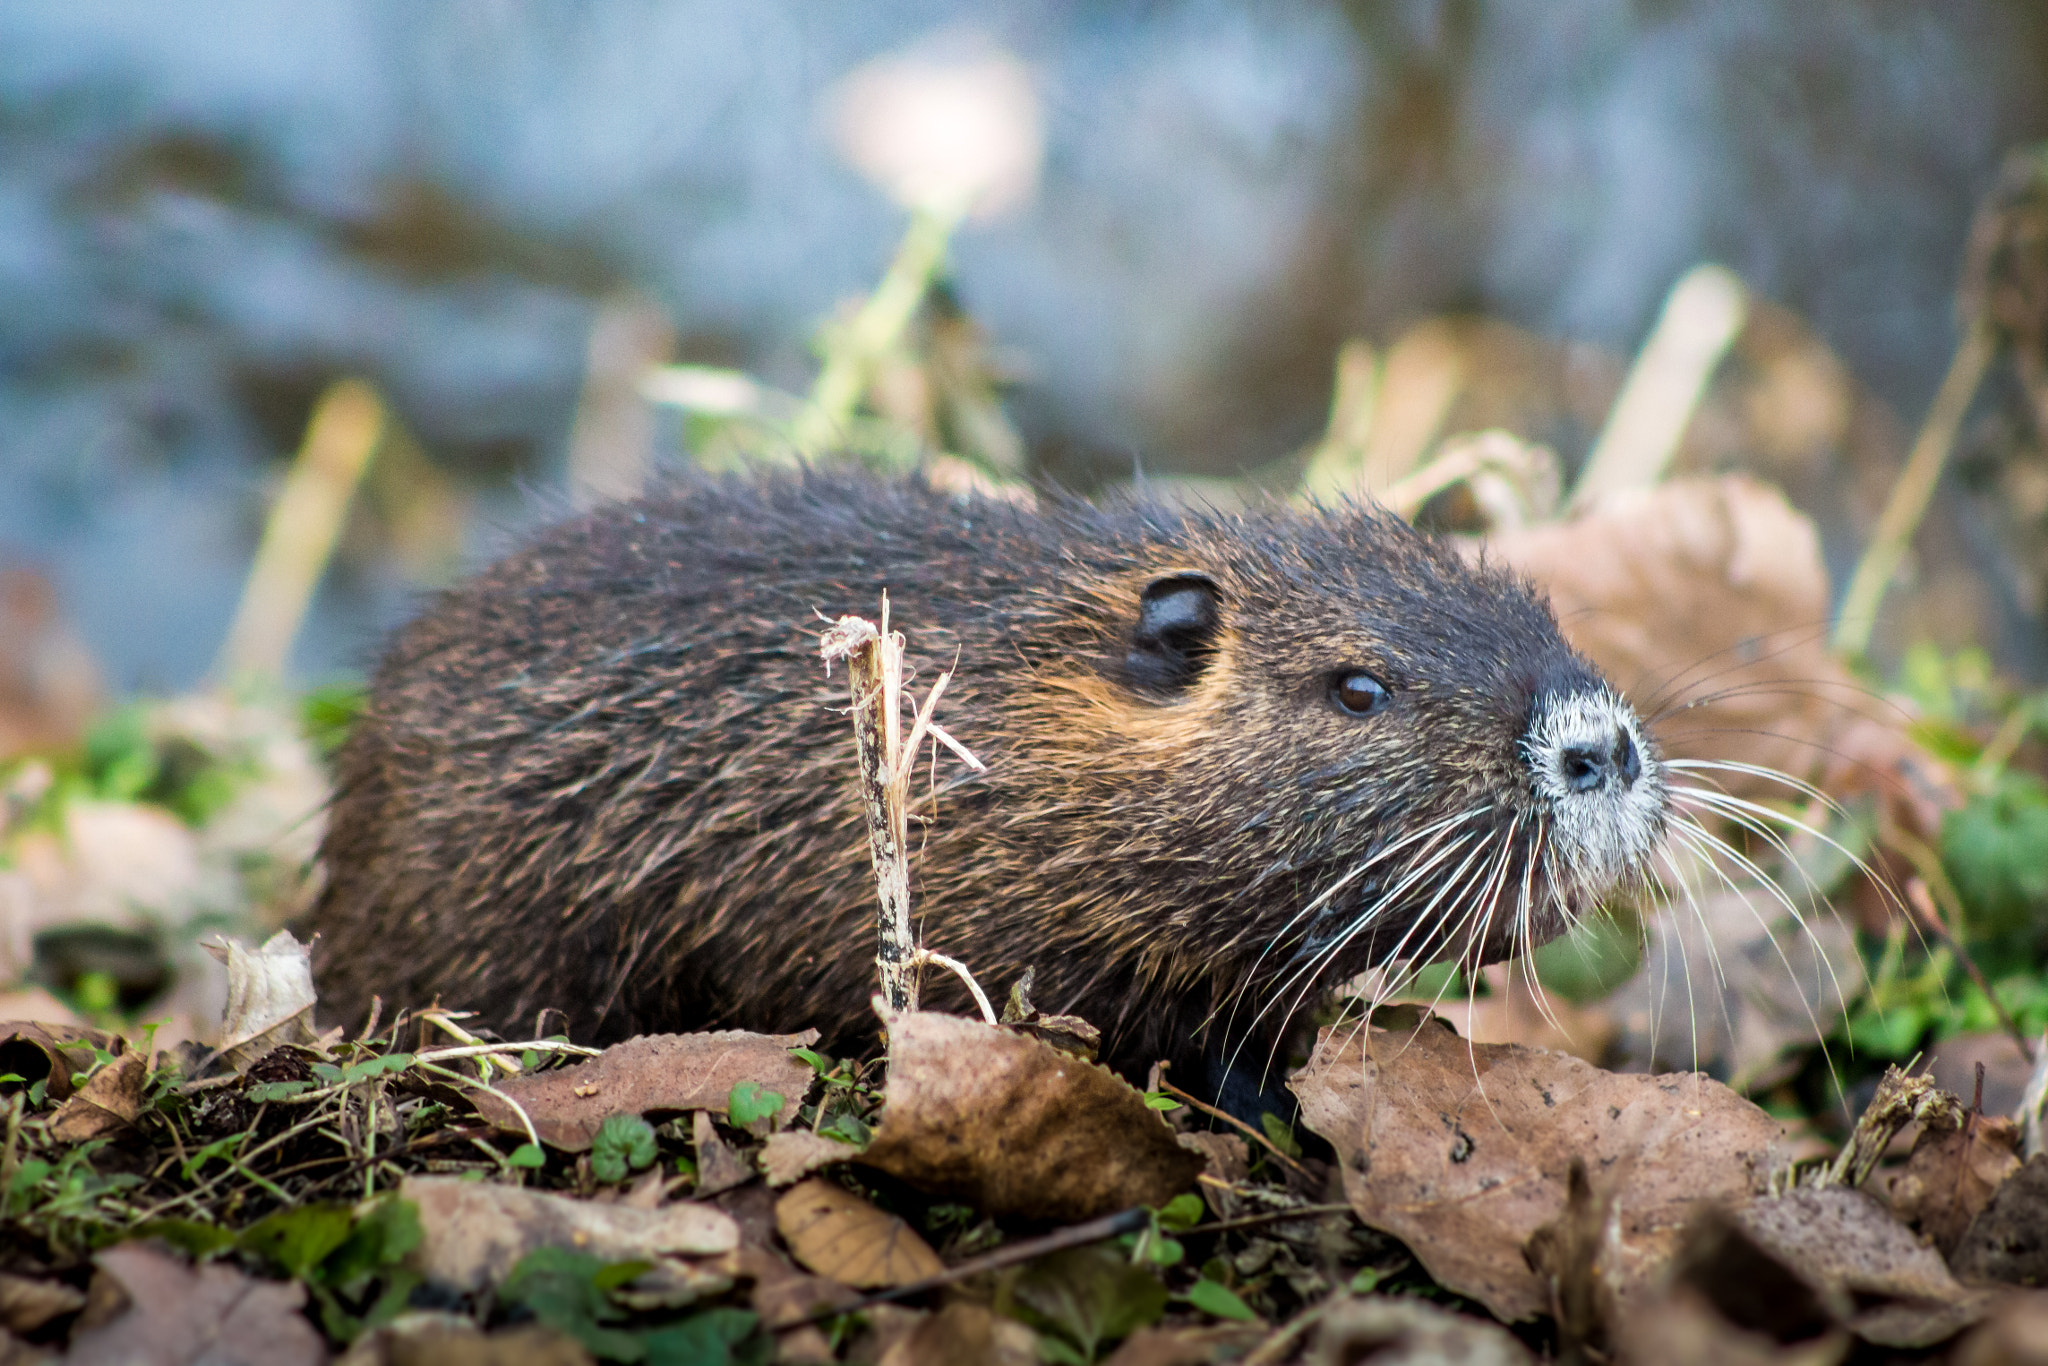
[307,468,1616,1088]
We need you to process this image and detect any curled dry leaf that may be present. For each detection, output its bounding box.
[471,1029,817,1151]
[1952,1153,2048,1289]
[1735,1186,1989,1348]
[1951,1290,2048,1366]
[1485,476,1953,837]
[1288,1013,1785,1321]
[400,1174,738,1295]
[1306,1295,1535,1366]
[878,1302,1038,1366]
[691,1109,755,1199]
[205,929,318,1076]
[774,1178,944,1289]
[48,1051,147,1142]
[0,1272,85,1335]
[0,1021,118,1103]
[1886,1111,2023,1255]
[857,1009,1203,1222]
[761,1131,859,1188]
[64,1242,324,1366]
[338,1312,594,1366]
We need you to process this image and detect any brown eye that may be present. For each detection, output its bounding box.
[1331,671,1389,717]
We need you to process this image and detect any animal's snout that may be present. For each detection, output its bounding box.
[1558,727,1641,793]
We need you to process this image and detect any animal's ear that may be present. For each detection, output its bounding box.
[1125,574,1222,694]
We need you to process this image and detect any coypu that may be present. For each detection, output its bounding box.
[307,467,1668,1101]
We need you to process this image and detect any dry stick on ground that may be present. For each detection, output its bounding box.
[821,595,988,1019]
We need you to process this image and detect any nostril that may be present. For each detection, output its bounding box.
[1559,745,1606,792]
[1613,730,1641,787]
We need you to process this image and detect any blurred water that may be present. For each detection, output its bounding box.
[0,1,2042,689]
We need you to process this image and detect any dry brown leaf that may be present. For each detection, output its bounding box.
[877,1302,1037,1366]
[761,1130,858,1187]
[337,1311,594,1366]
[63,1242,325,1366]
[400,1174,737,1294]
[0,1273,84,1336]
[1103,1323,1267,1366]
[206,930,319,1076]
[1887,1112,2023,1255]
[774,1178,943,1289]
[1953,1153,2048,1289]
[857,1009,1203,1222]
[1486,476,1953,837]
[1288,1012,1785,1321]
[0,1021,117,1103]
[1735,1187,1989,1347]
[1305,1295,1534,1366]
[692,1109,755,1198]
[471,1030,817,1151]
[49,1051,147,1142]
[1612,1282,1849,1366]
[1950,1289,2048,1366]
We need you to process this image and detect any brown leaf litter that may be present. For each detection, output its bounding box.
[856,1008,1203,1221]
[469,1028,819,1151]
[1288,1008,1787,1321]
[774,1178,944,1289]
[63,1242,326,1366]
[401,1174,738,1294]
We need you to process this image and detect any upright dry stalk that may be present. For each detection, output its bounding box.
[820,596,985,1017]
[215,378,385,682]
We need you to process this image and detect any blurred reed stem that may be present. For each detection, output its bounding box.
[1833,322,1998,660]
[214,379,385,683]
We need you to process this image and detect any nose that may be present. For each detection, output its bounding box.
[1559,728,1640,793]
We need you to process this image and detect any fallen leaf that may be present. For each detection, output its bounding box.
[1612,1282,1847,1366]
[774,1179,943,1289]
[1305,1295,1535,1366]
[1735,1186,1988,1346]
[472,1031,818,1151]
[206,930,319,1076]
[1011,1247,1167,1363]
[1487,476,1953,838]
[761,1131,858,1187]
[338,1310,595,1366]
[1615,1208,1849,1366]
[692,1110,755,1199]
[858,1009,1203,1222]
[400,1175,738,1294]
[0,1021,117,1103]
[49,1051,147,1141]
[1951,1289,2048,1366]
[1288,1012,1786,1321]
[1953,1153,2048,1289]
[1887,1112,2023,1255]
[878,1302,1037,1366]
[0,1273,84,1335]
[63,1242,325,1366]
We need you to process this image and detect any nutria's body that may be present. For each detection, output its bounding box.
[309,469,1665,1093]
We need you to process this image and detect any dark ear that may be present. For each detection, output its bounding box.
[1125,574,1222,694]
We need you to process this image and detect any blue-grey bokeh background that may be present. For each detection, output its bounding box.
[3,2,2044,689]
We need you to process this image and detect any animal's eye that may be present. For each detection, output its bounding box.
[1331,671,1389,718]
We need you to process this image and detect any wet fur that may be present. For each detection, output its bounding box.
[309,468,1623,1086]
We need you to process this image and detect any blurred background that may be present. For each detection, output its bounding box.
[3,1,2047,692]
[3,3,2048,1109]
